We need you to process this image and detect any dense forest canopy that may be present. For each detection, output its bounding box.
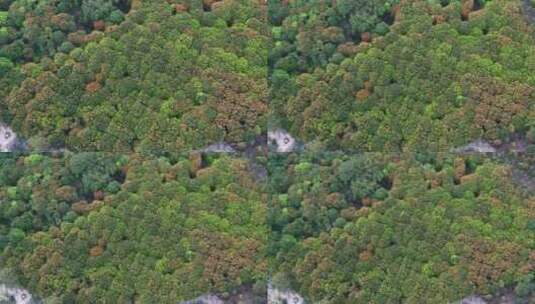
[0,0,130,62]
[268,152,535,303]
[0,0,534,303]
[270,0,535,152]
[0,0,269,152]
[1,151,532,303]
[1,153,267,302]
[0,152,127,249]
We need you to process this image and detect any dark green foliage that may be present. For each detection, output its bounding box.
[269,0,399,74]
[0,0,130,62]
[1,153,267,302]
[270,0,535,152]
[0,153,126,251]
[0,1,534,303]
[79,0,126,24]
[0,56,12,75]
[0,0,268,151]
[268,152,535,303]
[268,152,390,248]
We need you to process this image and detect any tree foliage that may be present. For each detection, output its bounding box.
[1,152,267,302]
[268,152,535,303]
[270,0,535,152]
[0,152,126,251]
[0,0,268,151]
